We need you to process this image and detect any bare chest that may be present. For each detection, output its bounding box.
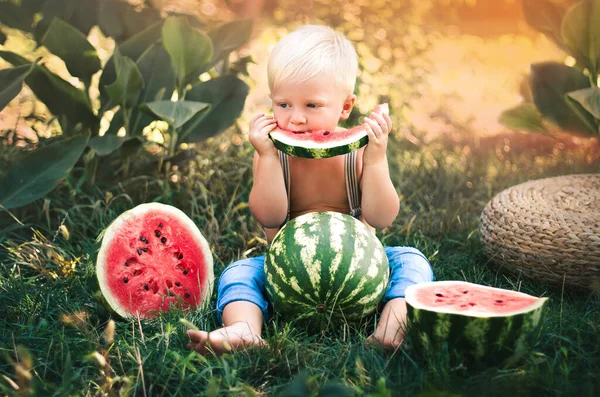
[287,156,349,216]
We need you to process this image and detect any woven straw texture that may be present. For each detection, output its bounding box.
[480,174,600,289]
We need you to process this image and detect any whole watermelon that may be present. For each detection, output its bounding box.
[265,211,389,324]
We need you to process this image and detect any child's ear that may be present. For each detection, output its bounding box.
[340,94,356,120]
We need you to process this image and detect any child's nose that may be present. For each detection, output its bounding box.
[290,110,306,124]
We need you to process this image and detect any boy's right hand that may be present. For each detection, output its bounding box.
[249,113,278,156]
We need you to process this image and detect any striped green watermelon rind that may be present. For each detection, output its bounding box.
[405,281,549,366]
[271,133,368,159]
[265,212,389,325]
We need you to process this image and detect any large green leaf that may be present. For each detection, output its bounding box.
[499,103,545,133]
[34,0,98,44]
[186,19,253,78]
[561,0,600,75]
[209,19,253,58]
[0,50,98,134]
[99,21,163,110]
[129,43,176,135]
[141,100,209,129]
[89,135,142,156]
[105,43,176,136]
[97,0,161,43]
[567,86,600,119]
[0,62,36,111]
[530,62,596,134]
[522,0,569,53]
[162,16,212,89]
[180,75,249,142]
[0,134,90,209]
[0,0,47,32]
[42,18,101,86]
[0,0,37,32]
[564,94,600,134]
[105,47,144,109]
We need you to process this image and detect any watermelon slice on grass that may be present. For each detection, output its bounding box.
[405,281,549,366]
[269,104,389,159]
[96,203,214,318]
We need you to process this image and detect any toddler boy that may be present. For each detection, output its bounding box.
[186,24,433,355]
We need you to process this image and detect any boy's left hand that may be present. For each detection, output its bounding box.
[363,110,393,166]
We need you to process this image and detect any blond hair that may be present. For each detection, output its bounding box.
[267,25,358,96]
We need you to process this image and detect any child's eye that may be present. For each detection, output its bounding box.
[279,103,288,109]
[307,103,317,108]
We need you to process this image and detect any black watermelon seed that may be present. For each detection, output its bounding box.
[178,253,183,260]
[123,277,128,284]
[323,131,330,136]
[125,261,130,267]
[144,284,149,291]
[142,247,148,252]
[496,300,503,303]
[183,269,189,275]
[469,302,476,306]
[137,248,142,255]
[463,290,469,294]
[175,282,181,287]
[435,293,443,297]
[184,293,190,299]
[155,230,161,237]
[158,223,163,228]
[161,237,167,244]
[140,236,145,242]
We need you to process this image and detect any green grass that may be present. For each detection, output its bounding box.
[1,130,599,396]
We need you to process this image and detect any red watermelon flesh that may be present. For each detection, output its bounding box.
[96,203,214,318]
[274,125,366,142]
[410,281,541,316]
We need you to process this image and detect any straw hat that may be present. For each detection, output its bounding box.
[480,174,600,289]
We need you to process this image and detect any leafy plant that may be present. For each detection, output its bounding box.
[500,0,600,136]
[0,1,252,209]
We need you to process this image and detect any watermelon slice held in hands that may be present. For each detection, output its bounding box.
[405,281,549,365]
[96,203,214,318]
[269,103,389,159]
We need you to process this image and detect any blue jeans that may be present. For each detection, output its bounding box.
[215,246,434,323]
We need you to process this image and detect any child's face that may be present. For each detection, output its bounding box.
[270,74,355,132]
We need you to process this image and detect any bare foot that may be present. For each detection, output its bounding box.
[366,297,407,351]
[186,322,265,356]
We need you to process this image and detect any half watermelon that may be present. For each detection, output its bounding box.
[96,203,214,318]
[405,281,548,365]
[269,104,389,159]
